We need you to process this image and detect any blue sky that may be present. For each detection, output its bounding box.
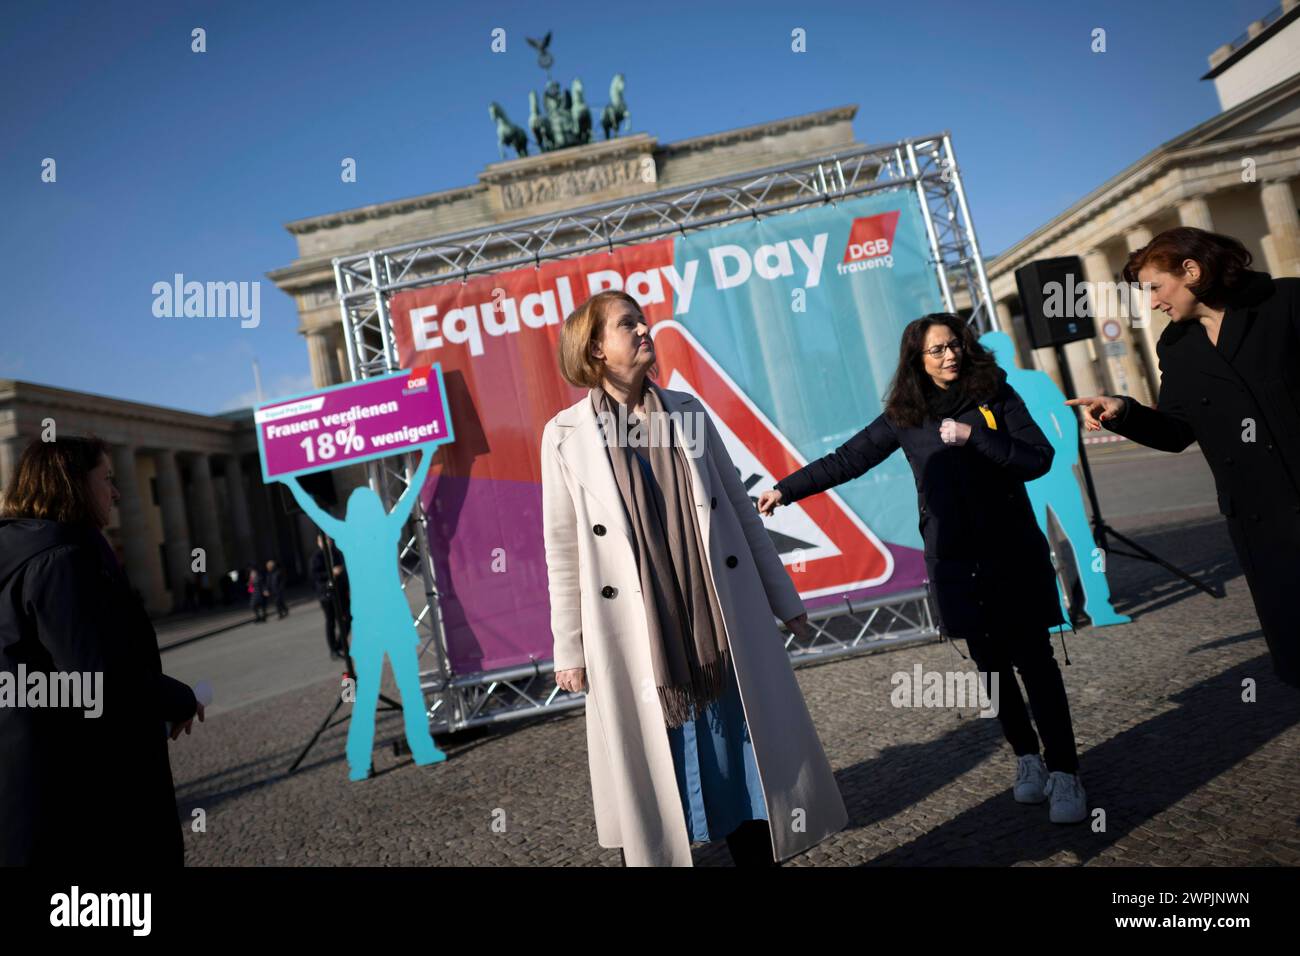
[0,0,1269,414]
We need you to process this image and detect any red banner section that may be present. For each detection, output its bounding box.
[390,239,677,487]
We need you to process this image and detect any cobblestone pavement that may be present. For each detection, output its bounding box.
[171,505,1300,866]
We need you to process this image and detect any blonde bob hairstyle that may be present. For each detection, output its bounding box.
[557,289,659,389]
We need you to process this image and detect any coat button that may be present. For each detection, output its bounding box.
[1224,456,1233,465]
[593,524,606,536]
[1200,397,1209,405]
[711,497,717,509]
[725,555,738,568]
[1252,513,1261,522]
[601,585,617,598]
[1266,443,1274,452]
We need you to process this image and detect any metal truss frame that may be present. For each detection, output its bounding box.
[332,132,990,735]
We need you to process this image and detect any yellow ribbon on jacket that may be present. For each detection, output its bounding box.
[978,405,997,430]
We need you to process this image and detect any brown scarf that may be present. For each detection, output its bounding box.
[589,380,730,728]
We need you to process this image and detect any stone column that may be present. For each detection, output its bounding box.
[0,436,26,504]
[1123,226,1165,401]
[1177,195,1213,231]
[109,445,157,595]
[188,453,229,581]
[335,337,351,384]
[1056,335,1101,398]
[1260,179,1300,278]
[992,300,1024,367]
[1262,234,1281,276]
[225,453,256,570]
[1080,250,1116,393]
[1076,248,1149,403]
[1125,226,1153,253]
[994,299,1014,329]
[307,329,337,388]
[1057,338,1101,397]
[153,450,193,611]
[1031,345,1064,389]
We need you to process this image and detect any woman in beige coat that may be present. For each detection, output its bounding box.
[540,289,848,867]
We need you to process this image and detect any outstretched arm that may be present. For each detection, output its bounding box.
[773,413,900,506]
[388,445,435,526]
[1104,396,1196,452]
[1100,338,1196,452]
[282,475,346,540]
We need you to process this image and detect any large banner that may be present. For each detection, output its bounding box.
[390,191,944,674]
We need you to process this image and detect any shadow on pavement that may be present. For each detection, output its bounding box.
[855,652,1297,866]
[1105,517,1240,621]
[173,693,580,818]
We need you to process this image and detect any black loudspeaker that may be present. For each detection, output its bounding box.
[1014,256,1096,348]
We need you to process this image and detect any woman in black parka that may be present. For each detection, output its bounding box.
[0,436,201,866]
[1069,227,1300,689]
[758,314,1087,824]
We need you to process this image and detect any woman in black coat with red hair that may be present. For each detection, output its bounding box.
[759,314,1088,824]
[1070,226,1300,689]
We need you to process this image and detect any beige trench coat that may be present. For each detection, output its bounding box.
[540,386,848,866]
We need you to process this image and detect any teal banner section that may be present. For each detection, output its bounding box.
[671,191,945,550]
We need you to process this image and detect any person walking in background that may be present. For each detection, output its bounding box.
[196,569,211,610]
[1069,227,1300,689]
[0,436,202,865]
[759,313,1088,824]
[248,566,266,623]
[266,559,288,619]
[311,534,351,659]
[542,290,847,866]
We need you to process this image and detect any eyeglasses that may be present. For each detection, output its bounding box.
[922,342,964,358]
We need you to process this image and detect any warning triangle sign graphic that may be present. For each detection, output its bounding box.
[649,320,894,598]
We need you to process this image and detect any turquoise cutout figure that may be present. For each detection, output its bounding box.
[980,332,1131,629]
[282,445,447,779]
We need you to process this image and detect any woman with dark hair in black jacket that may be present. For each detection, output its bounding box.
[0,436,201,865]
[1070,226,1300,689]
[759,314,1088,824]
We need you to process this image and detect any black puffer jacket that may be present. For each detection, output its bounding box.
[0,518,197,866]
[775,368,1066,640]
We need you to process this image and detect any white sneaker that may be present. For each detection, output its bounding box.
[1044,771,1087,824]
[1013,754,1048,804]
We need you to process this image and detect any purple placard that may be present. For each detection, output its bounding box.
[254,366,455,481]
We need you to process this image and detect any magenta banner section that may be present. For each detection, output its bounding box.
[254,366,454,481]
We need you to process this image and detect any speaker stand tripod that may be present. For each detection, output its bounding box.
[286,652,407,776]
